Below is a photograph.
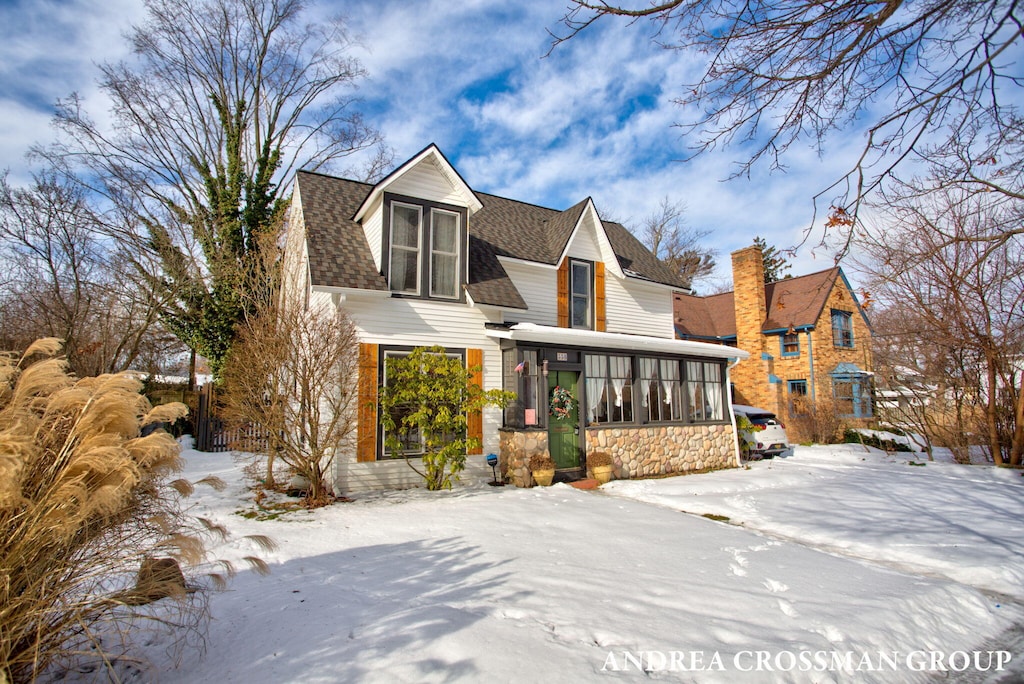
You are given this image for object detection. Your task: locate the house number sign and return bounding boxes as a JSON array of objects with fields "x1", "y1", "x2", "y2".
[{"x1": 556, "y1": 352, "x2": 568, "y2": 361}]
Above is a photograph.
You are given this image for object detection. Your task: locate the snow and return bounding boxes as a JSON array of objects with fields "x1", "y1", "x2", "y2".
[{"x1": 138, "y1": 442, "x2": 1024, "y2": 683}]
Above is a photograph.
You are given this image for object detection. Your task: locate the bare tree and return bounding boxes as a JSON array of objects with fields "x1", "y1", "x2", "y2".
[
  {"x1": 39, "y1": 0, "x2": 391, "y2": 377},
  {"x1": 869, "y1": 302, "x2": 976, "y2": 461},
  {"x1": 638, "y1": 198, "x2": 716, "y2": 288},
  {"x1": 0, "y1": 171, "x2": 181, "y2": 377},
  {"x1": 858, "y1": 186, "x2": 1024, "y2": 464},
  {"x1": 221, "y1": 299, "x2": 360, "y2": 505},
  {"x1": 554, "y1": 1, "x2": 1024, "y2": 234}
]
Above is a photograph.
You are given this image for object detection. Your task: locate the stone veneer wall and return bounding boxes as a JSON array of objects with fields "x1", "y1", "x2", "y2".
[
  {"x1": 499, "y1": 424, "x2": 738, "y2": 486},
  {"x1": 499, "y1": 428, "x2": 549, "y2": 487},
  {"x1": 587, "y1": 424, "x2": 738, "y2": 479}
]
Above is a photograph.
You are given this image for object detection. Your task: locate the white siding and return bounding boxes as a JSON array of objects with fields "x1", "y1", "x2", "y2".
[
  {"x1": 500, "y1": 260, "x2": 557, "y2": 325},
  {"x1": 280, "y1": 193, "x2": 309, "y2": 310},
  {"x1": 362, "y1": 194, "x2": 384, "y2": 270},
  {"x1": 331, "y1": 295, "x2": 504, "y2": 494},
  {"x1": 562, "y1": 215, "x2": 603, "y2": 262},
  {"x1": 389, "y1": 158, "x2": 465, "y2": 207},
  {"x1": 604, "y1": 276, "x2": 676, "y2": 338}
]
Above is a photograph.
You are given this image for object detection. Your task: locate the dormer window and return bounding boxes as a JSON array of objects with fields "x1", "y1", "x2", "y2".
[
  {"x1": 430, "y1": 209, "x2": 459, "y2": 298},
  {"x1": 384, "y1": 193, "x2": 466, "y2": 301},
  {"x1": 390, "y1": 203, "x2": 421, "y2": 294}
]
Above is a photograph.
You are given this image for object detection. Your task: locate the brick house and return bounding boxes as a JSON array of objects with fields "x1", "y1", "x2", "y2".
[{"x1": 674, "y1": 245, "x2": 874, "y2": 442}]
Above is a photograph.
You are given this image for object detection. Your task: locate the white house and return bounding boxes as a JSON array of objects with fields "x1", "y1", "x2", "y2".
[{"x1": 282, "y1": 144, "x2": 748, "y2": 493}]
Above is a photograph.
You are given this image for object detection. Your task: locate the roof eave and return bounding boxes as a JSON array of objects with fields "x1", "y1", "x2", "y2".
[{"x1": 487, "y1": 323, "x2": 749, "y2": 360}]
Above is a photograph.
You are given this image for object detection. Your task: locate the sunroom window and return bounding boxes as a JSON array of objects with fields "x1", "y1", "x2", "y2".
[
  {"x1": 639, "y1": 357, "x2": 683, "y2": 422},
  {"x1": 584, "y1": 354, "x2": 634, "y2": 424}
]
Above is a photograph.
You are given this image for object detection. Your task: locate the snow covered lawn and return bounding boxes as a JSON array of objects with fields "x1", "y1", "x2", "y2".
[{"x1": 149, "y1": 443, "x2": 1024, "y2": 683}]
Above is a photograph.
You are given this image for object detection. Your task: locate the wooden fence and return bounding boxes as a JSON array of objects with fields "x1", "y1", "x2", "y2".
[{"x1": 194, "y1": 383, "x2": 270, "y2": 453}]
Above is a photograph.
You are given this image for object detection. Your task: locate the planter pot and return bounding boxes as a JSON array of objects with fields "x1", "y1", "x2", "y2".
[
  {"x1": 532, "y1": 468, "x2": 555, "y2": 486},
  {"x1": 591, "y1": 464, "x2": 613, "y2": 485}
]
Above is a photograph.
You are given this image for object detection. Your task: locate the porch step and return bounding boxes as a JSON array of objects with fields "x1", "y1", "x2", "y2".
[{"x1": 569, "y1": 478, "x2": 600, "y2": 490}]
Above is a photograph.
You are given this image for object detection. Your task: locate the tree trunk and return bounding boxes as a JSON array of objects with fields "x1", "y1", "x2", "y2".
[
  {"x1": 986, "y1": 354, "x2": 1003, "y2": 465},
  {"x1": 1010, "y1": 374, "x2": 1024, "y2": 466},
  {"x1": 265, "y1": 448, "x2": 276, "y2": 489},
  {"x1": 188, "y1": 348, "x2": 197, "y2": 391}
]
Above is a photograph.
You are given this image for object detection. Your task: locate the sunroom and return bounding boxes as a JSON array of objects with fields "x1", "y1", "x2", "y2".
[{"x1": 485, "y1": 323, "x2": 749, "y2": 485}]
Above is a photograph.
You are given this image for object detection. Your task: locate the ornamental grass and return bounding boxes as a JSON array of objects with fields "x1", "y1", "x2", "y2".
[{"x1": 0, "y1": 339, "x2": 271, "y2": 682}]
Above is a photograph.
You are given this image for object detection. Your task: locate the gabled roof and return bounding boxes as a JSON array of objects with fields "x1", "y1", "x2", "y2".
[
  {"x1": 763, "y1": 268, "x2": 840, "y2": 331},
  {"x1": 352, "y1": 144, "x2": 483, "y2": 222},
  {"x1": 674, "y1": 267, "x2": 845, "y2": 338},
  {"x1": 296, "y1": 160, "x2": 689, "y2": 310},
  {"x1": 674, "y1": 291, "x2": 736, "y2": 340}
]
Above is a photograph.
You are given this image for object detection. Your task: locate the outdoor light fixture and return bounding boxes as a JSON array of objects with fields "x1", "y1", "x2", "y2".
[
  {"x1": 486, "y1": 453, "x2": 503, "y2": 486},
  {"x1": 542, "y1": 359, "x2": 549, "y2": 377}
]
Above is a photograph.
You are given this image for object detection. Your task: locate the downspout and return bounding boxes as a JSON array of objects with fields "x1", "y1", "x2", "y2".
[
  {"x1": 727, "y1": 356, "x2": 744, "y2": 467},
  {"x1": 806, "y1": 330, "x2": 816, "y2": 401}
]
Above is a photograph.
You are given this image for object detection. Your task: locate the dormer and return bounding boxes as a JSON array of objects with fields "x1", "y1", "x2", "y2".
[{"x1": 352, "y1": 144, "x2": 483, "y2": 304}]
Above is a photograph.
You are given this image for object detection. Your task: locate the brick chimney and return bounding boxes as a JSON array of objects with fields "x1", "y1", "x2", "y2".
[{"x1": 730, "y1": 245, "x2": 770, "y2": 408}]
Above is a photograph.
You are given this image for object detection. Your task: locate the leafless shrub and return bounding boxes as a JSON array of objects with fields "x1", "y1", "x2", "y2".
[
  {"x1": 788, "y1": 396, "x2": 846, "y2": 445},
  {"x1": 221, "y1": 303, "x2": 360, "y2": 506}
]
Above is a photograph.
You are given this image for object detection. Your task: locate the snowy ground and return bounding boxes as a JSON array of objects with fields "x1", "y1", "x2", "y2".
[{"x1": 140, "y1": 443, "x2": 1024, "y2": 683}]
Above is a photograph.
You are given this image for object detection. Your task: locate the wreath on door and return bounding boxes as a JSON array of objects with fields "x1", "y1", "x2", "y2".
[{"x1": 550, "y1": 385, "x2": 575, "y2": 420}]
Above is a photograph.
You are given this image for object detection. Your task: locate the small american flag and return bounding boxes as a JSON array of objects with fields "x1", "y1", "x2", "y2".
[{"x1": 514, "y1": 361, "x2": 526, "y2": 373}]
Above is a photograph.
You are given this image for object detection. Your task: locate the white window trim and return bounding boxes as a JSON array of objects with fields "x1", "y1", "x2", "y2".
[
  {"x1": 389, "y1": 202, "x2": 423, "y2": 295},
  {"x1": 570, "y1": 259, "x2": 593, "y2": 330},
  {"x1": 429, "y1": 208, "x2": 461, "y2": 300}
]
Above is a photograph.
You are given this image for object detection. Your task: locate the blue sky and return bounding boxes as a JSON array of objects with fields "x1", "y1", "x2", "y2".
[{"x1": 0, "y1": 0, "x2": 870, "y2": 290}]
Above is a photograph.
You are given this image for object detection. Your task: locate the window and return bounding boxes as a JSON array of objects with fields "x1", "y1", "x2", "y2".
[
  {"x1": 570, "y1": 260, "x2": 592, "y2": 329},
  {"x1": 381, "y1": 348, "x2": 464, "y2": 458},
  {"x1": 385, "y1": 195, "x2": 465, "y2": 301},
  {"x1": 832, "y1": 375, "x2": 872, "y2": 418},
  {"x1": 831, "y1": 310, "x2": 854, "y2": 348},
  {"x1": 503, "y1": 349, "x2": 543, "y2": 428},
  {"x1": 584, "y1": 354, "x2": 634, "y2": 424},
  {"x1": 430, "y1": 209, "x2": 459, "y2": 298},
  {"x1": 781, "y1": 332, "x2": 800, "y2": 357},
  {"x1": 788, "y1": 379, "x2": 808, "y2": 414},
  {"x1": 685, "y1": 361, "x2": 726, "y2": 422},
  {"x1": 389, "y1": 203, "x2": 421, "y2": 294},
  {"x1": 639, "y1": 357, "x2": 683, "y2": 422}
]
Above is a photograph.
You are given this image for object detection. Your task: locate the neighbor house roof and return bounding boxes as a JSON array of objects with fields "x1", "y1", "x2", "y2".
[
  {"x1": 295, "y1": 167, "x2": 688, "y2": 310},
  {"x1": 675, "y1": 268, "x2": 842, "y2": 338}
]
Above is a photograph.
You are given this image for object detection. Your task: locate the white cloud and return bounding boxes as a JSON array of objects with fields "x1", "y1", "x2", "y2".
[
  {"x1": 0, "y1": 0, "x2": 144, "y2": 175},
  {"x1": 0, "y1": 0, "x2": 879, "y2": 282}
]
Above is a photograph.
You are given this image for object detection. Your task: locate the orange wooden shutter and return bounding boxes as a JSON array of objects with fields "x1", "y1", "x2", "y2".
[
  {"x1": 466, "y1": 348, "x2": 483, "y2": 455},
  {"x1": 357, "y1": 343, "x2": 378, "y2": 462},
  {"x1": 595, "y1": 261, "x2": 606, "y2": 332},
  {"x1": 557, "y1": 259, "x2": 569, "y2": 328}
]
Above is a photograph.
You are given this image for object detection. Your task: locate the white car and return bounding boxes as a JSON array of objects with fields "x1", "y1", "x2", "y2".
[{"x1": 733, "y1": 405, "x2": 790, "y2": 459}]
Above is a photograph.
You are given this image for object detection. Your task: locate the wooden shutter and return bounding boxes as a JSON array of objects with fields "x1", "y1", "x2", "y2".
[
  {"x1": 595, "y1": 261, "x2": 606, "y2": 332},
  {"x1": 467, "y1": 348, "x2": 483, "y2": 455},
  {"x1": 557, "y1": 259, "x2": 569, "y2": 328},
  {"x1": 356, "y1": 343, "x2": 378, "y2": 462}
]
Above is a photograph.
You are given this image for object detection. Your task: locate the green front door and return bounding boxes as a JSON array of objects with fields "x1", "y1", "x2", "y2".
[{"x1": 547, "y1": 370, "x2": 580, "y2": 470}]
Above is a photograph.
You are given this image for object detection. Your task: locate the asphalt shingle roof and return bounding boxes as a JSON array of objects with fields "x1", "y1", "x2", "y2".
[
  {"x1": 674, "y1": 268, "x2": 842, "y2": 338},
  {"x1": 295, "y1": 168, "x2": 689, "y2": 310}
]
